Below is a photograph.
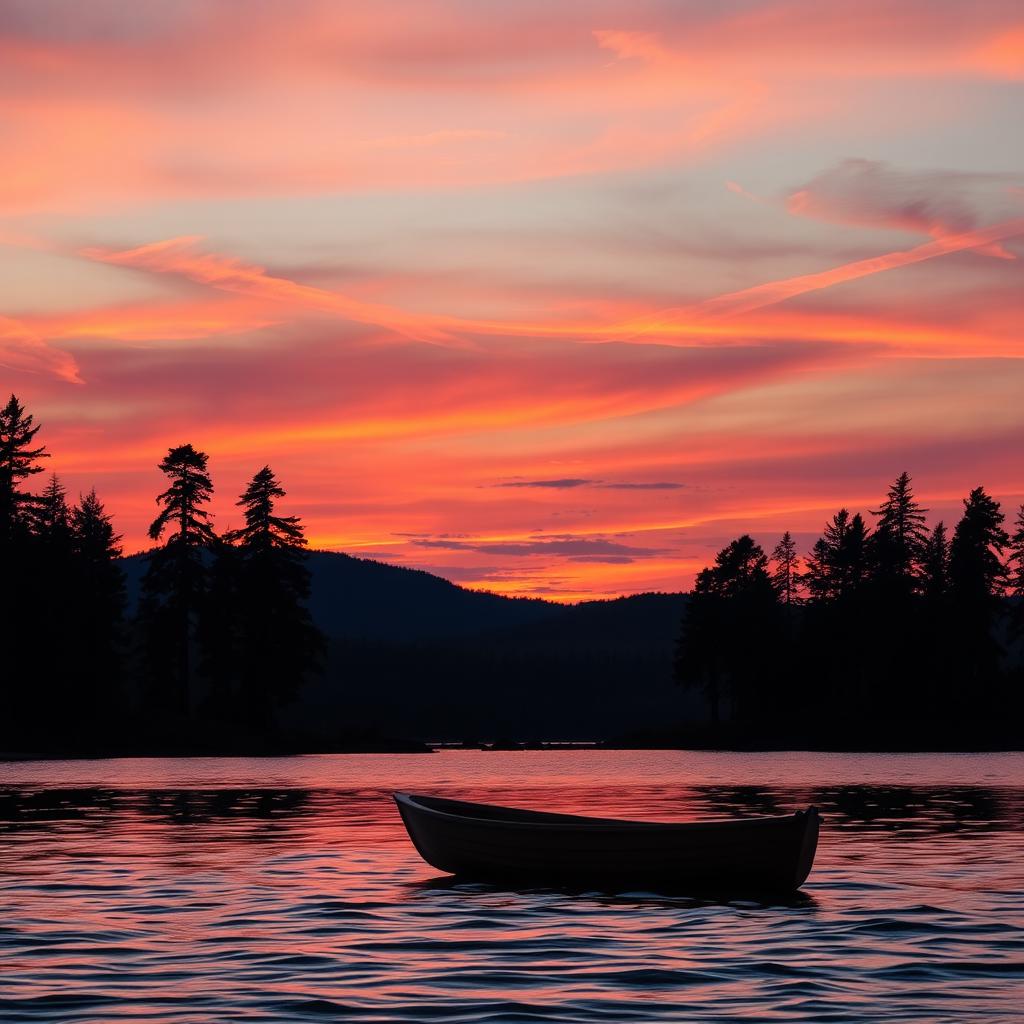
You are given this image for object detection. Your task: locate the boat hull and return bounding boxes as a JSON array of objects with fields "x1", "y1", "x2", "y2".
[{"x1": 395, "y1": 792, "x2": 819, "y2": 892}]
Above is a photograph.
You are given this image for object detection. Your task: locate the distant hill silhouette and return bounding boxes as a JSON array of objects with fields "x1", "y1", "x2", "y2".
[
  {"x1": 121, "y1": 550, "x2": 696, "y2": 742},
  {"x1": 123, "y1": 549, "x2": 562, "y2": 641}
]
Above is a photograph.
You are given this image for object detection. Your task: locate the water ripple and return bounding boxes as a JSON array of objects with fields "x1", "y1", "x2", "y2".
[{"x1": 1, "y1": 751, "x2": 1022, "y2": 1022}]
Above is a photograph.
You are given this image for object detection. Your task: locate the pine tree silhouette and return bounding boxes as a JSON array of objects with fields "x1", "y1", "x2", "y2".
[
  {"x1": 917, "y1": 519, "x2": 955, "y2": 720},
  {"x1": 1004, "y1": 505, "x2": 1024, "y2": 642},
  {"x1": 31, "y1": 475, "x2": 77, "y2": 724},
  {"x1": 676, "y1": 535, "x2": 779, "y2": 724},
  {"x1": 71, "y1": 489, "x2": 126, "y2": 732},
  {"x1": 0, "y1": 396, "x2": 50, "y2": 745},
  {"x1": 0, "y1": 394, "x2": 47, "y2": 546},
  {"x1": 228, "y1": 466, "x2": 324, "y2": 729},
  {"x1": 140, "y1": 445, "x2": 216, "y2": 717},
  {"x1": 870, "y1": 471, "x2": 928, "y2": 592},
  {"x1": 948, "y1": 487, "x2": 1009, "y2": 699},
  {"x1": 950, "y1": 488, "x2": 1008, "y2": 606},
  {"x1": 33, "y1": 474, "x2": 72, "y2": 542},
  {"x1": 1008, "y1": 506, "x2": 1024, "y2": 601},
  {"x1": 771, "y1": 531, "x2": 802, "y2": 605},
  {"x1": 804, "y1": 510, "x2": 870, "y2": 601},
  {"x1": 921, "y1": 521, "x2": 951, "y2": 602}
]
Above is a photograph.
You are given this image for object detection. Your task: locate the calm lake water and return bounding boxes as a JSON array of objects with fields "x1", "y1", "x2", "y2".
[{"x1": 1, "y1": 751, "x2": 1023, "y2": 1023}]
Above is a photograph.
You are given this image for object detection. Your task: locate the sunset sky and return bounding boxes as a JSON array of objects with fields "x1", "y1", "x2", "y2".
[{"x1": 3, "y1": 0, "x2": 1023, "y2": 600}]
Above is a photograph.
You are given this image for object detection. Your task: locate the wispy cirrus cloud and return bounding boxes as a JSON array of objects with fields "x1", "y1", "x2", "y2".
[
  {"x1": 494, "y1": 478, "x2": 686, "y2": 491},
  {"x1": 79, "y1": 224, "x2": 1024, "y2": 358},
  {"x1": 602, "y1": 481, "x2": 686, "y2": 491},
  {"x1": 0, "y1": 316, "x2": 81, "y2": 383},
  {"x1": 81, "y1": 237, "x2": 461, "y2": 345},
  {"x1": 4, "y1": 2, "x2": 1023, "y2": 213},
  {"x1": 786, "y1": 159, "x2": 1024, "y2": 258},
  {"x1": 693, "y1": 215, "x2": 1024, "y2": 319},
  {"x1": 496, "y1": 478, "x2": 594, "y2": 489},
  {"x1": 412, "y1": 534, "x2": 669, "y2": 562}
]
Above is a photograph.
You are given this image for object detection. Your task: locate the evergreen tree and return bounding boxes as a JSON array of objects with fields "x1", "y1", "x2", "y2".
[
  {"x1": 32, "y1": 474, "x2": 72, "y2": 549},
  {"x1": 139, "y1": 445, "x2": 216, "y2": 717},
  {"x1": 866, "y1": 474, "x2": 930, "y2": 724},
  {"x1": 72, "y1": 489, "x2": 123, "y2": 570},
  {"x1": 804, "y1": 510, "x2": 870, "y2": 601},
  {"x1": 1004, "y1": 505, "x2": 1024, "y2": 643},
  {"x1": 803, "y1": 537, "x2": 832, "y2": 601},
  {"x1": 31, "y1": 475, "x2": 77, "y2": 722},
  {"x1": 676, "y1": 565, "x2": 726, "y2": 726},
  {"x1": 70, "y1": 489, "x2": 126, "y2": 728},
  {"x1": 801, "y1": 510, "x2": 873, "y2": 732},
  {"x1": 950, "y1": 488, "x2": 1009, "y2": 606},
  {"x1": 676, "y1": 535, "x2": 779, "y2": 723},
  {"x1": 696, "y1": 534, "x2": 774, "y2": 599},
  {"x1": 948, "y1": 487, "x2": 1009, "y2": 696},
  {"x1": 1008, "y1": 505, "x2": 1024, "y2": 601},
  {"x1": 148, "y1": 444, "x2": 216, "y2": 548},
  {"x1": 835, "y1": 512, "x2": 871, "y2": 593},
  {"x1": 228, "y1": 466, "x2": 323, "y2": 728},
  {"x1": 921, "y1": 521, "x2": 951, "y2": 603},
  {"x1": 915, "y1": 519, "x2": 957, "y2": 726},
  {"x1": 870, "y1": 471, "x2": 928, "y2": 591},
  {"x1": 770, "y1": 531, "x2": 801, "y2": 605},
  {"x1": 0, "y1": 394, "x2": 47, "y2": 545},
  {"x1": 0, "y1": 396, "x2": 49, "y2": 745}
]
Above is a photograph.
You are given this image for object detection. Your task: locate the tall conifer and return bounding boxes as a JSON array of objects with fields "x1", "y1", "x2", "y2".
[
  {"x1": 870, "y1": 471, "x2": 928, "y2": 591},
  {"x1": 948, "y1": 487, "x2": 1009, "y2": 693},
  {"x1": 0, "y1": 396, "x2": 49, "y2": 744},
  {"x1": 0, "y1": 394, "x2": 47, "y2": 545},
  {"x1": 771, "y1": 531, "x2": 802, "y2": 605},
  {"x1": 140, "y1": 445, "x2": 216, "y2": 716},
  {"x1": 71, "y1": 489, "x2": 126, "y2": 727},
  {"x1": 229, "y1": 466, "x2": 323, "y2": 728}
]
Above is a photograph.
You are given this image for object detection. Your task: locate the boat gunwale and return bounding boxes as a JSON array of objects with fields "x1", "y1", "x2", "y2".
[{"x1": 395, "y1": 792, "x2": 812, "y2": 833}]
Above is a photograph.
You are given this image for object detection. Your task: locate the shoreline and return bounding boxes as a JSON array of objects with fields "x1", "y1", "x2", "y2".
[{"x1": 3, "y1": 741, "x2": 1022, "y2": 762}]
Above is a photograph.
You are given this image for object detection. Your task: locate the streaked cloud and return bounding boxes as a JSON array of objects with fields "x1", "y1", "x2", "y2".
[
  {"x1": 494, "y1": 478, "x2": 686, "y2": 491},
  {"x1": 496, "y1": 479, "x2": 594, "y2": 489},
  {"x1": 787, "y1": 159, "x2": 1023, "y2": 258},
  {"x1": 2, "y1": 1, "x2": 1023, "y2": 598},
  {"x1": 412, "y1": 534, "x2": 670, "y2": 562},
  {"x1": 0, "y1": 316, "x2": 81, "y2": 383}
]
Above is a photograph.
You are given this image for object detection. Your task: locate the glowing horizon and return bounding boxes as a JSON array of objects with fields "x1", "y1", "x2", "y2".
[{"x1": 3, "y1": 1, "x2": 1023, "y2": 600}]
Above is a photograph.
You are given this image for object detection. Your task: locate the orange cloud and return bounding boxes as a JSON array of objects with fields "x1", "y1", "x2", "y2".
[
  {"x1": 0, "y1": 316, "x2": 81, "y2": 383},
  {"x1": 82, "y1": 237, "x2": 463, "y2": 346},
  {"x1": 28, "y1": 299, "x2": 280, "y2": 344},
  {"x1": 966, "y1": 24, "x2": 1024, "y2": 79},
  {"x1": 6, "y1": 3, "x2": 1018, "y2": 212},
  {"x1": 693, "y1": 216, "x2": 1024, "y2": 319},
  {"x1": 5, "y1": 4, "x2": 1024, "y2": 598},
  {"x1": 70, "y1": 229, "x2": 1024, "y2": 368}
]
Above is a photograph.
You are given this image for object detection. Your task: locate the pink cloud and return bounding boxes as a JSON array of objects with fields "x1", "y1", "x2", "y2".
[
  {"x1": 0, "y1": 316, "x2": 81, "y2": 383},
  {"x1": 82, "y1": 237, "x2": 462, "y2": 345},
  {"x1": 787, "y1": 159, "x2": 1023, "y2": 258},
  {"x1": 693, "y1": 216, "x2": 1024, "y2": 319}
]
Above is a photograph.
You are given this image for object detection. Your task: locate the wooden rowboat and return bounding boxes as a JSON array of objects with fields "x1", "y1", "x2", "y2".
[{"x1": 395, "y1": 792, "x2": 820, "y2": 892}]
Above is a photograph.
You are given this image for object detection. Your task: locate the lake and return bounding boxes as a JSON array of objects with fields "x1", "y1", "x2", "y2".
[{"x1": 1, "y1": 750, "x2": 1022, "y2": 1022}]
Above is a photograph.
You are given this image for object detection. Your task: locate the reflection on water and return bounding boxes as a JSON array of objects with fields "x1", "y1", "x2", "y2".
[{"x1": 1, "y1": 751, "x2": 1022, "y2": 1022}]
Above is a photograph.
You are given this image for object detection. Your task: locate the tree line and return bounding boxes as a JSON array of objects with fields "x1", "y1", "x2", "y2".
[
  {"x1": 0, "y1": 394, "x2": 323, "y2": 753},
  {"x1": 4, "y1": 391, "x2": 1022, "y2": 752},
  {"x1": 676, "y1": 472, "x2": 1024, "y2": 744}
]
